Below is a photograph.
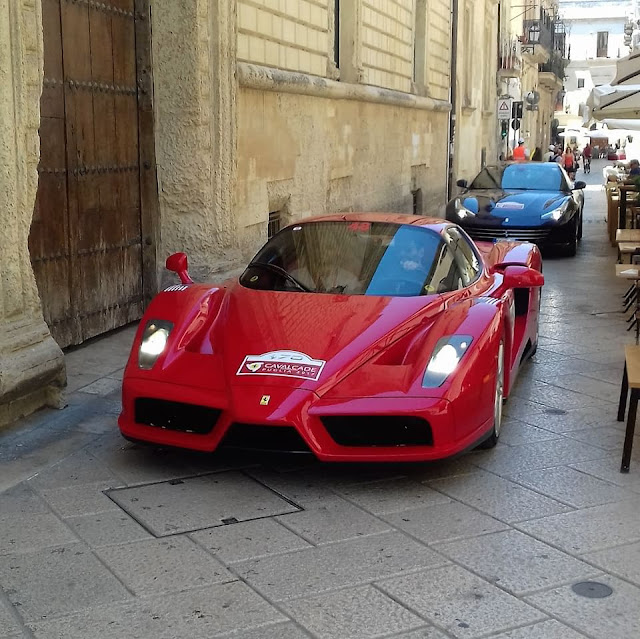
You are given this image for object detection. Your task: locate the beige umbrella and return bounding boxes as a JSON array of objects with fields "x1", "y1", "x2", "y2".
[{"x1": 613, "y1": 51, "x2": 640, "y2": 85}]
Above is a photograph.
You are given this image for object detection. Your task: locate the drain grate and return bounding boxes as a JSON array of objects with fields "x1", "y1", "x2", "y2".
[
  {"x1": 543, "y1": 408, "x2": 567, "y2": 415},
  {"x1": 571, "y1": 581, "x2": 613, "y2": 599},
  {"x1": 106, "y1": 470, "x2": 302, "y2": 537}
]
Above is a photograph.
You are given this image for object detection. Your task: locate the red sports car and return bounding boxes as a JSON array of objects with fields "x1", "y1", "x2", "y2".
[{"x1": 118, "y1": 214, "x2": 544, "y2": 462}]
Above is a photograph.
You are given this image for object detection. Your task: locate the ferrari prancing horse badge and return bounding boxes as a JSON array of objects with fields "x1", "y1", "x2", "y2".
[{"x1": 260, "y1": 395, "x2": 270, "y2": 406}]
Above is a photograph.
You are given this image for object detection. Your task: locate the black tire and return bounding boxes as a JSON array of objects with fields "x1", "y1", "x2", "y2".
[
  {"x1": 562, "y1": 217, "x2": 578, "y2": 257},
  {"x1": 477, "y1": 340, "x2": 505, "y2": 450}
]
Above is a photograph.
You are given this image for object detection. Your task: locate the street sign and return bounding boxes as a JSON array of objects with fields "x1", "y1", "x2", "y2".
[
  {"x1": 511, "y1": 119, "x2": 521, "y2": 131},
  {"x1": 497, "y1": 98, "x2": 512, "y2": 121}
]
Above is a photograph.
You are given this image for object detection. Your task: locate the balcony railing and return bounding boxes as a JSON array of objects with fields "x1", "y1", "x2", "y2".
[
  {"x1": 499, "y1": 37, "x2": 522, "y2": 75},
  {"x1": 539, "y1": 53, "x2": 567, "y2": 81}
]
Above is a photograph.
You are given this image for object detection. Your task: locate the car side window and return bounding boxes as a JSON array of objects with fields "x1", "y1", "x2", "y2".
[
  {"x1": 445, "y1": 227, "x2": 480, "y2": 286},
  {"x1": 428, "y1": 241, "x2": 465, "y2": 293}
]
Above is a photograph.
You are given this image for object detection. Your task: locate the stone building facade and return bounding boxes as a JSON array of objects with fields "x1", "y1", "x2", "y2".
[
  {"x1": 496, "y1": 0, "x2": 566, "y2": 160},
  {"x1": 1, "y1": 0, "x2": 454, "y2": 425}
]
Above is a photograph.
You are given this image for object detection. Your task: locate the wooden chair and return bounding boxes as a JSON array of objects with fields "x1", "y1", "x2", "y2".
[
  {"x1": 618, "y1": 345, "x2": 640, "y2": 472},
  {"x1": 606, "y1": 185, "x2": 619, "y2": 245}
]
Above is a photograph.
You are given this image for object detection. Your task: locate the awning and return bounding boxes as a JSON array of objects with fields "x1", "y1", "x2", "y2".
[
  {"x1": 602, "y1": 118, "x2": 640, "y2": 131},
  {"x1": 612, "y1": 51, "x2": 640, "y2": 85},
  {"x1": 588, "y1": 83, "x2": 640, "y2": 119}
]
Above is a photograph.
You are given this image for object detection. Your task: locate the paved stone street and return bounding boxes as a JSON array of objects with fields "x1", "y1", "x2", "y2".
[{"x1": 2, "y1": 160, "x2": 640, "y2": 638}]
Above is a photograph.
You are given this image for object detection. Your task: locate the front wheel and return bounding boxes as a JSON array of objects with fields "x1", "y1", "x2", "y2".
[
  {"x1": 562, "y1": 217, "x2": 578, "y2": 257},
  {"x1": 477, "y1": 340, "x2": 505, "y2": 450},
  {"x1": 577, "y1": 209, "x2": 583, "y2": 241}
]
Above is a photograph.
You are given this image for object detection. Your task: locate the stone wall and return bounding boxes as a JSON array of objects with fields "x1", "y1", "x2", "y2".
[
  {"x1": 0, "y1": 0, "x2": 65, "y2": 427},
  {"x1": 455, "y1": 0, "x2": 500, "y2": 179},
  {"x1": 235, "y1": 70, "x2": 451, "y2": 256}
]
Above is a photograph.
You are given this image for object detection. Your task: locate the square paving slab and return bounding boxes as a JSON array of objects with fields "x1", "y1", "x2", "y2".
[{"x1": 106, "y1": 470, "x2": 301, "y2": 536}]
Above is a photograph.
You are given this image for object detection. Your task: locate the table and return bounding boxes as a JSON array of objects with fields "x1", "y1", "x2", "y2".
[
  {"x1": 616, "y1": 229, "x2": 640, "y2": 243},
  {"x1": 618, "y1": 184, "x2": 640, "y2": 229}
]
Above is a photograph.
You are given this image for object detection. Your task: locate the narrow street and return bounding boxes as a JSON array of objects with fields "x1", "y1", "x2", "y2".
[{"x1": 2, "y1": 160, "x2": 640, "y2": 638}]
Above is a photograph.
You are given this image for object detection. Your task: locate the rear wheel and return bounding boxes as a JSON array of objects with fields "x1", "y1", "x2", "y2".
[{"x1": 477, "y1": 340, "x2": 505, "y2": 450}]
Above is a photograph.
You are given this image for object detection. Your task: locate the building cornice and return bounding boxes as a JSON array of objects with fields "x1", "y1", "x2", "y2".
[{"x1": 237, "y1": 62, "x2": 451, "y2": 112}]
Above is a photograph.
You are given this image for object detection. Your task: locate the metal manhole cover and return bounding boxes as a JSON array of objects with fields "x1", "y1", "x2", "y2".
[
  {"x1": 571, "y1": 581, "x2": 613, "y2": 599},
  {"x1": 106, "y1": 470, "x2": 301, "y2": 537}
]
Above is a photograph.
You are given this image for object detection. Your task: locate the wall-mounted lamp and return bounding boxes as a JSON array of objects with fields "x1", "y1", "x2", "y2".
[{"x1": 528, "y1": 22, "x2": 541, "y2": 44}]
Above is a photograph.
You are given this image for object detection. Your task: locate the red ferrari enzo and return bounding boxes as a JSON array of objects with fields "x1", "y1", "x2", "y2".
[{"x1": 118, "y1": 214, "x2": 543, "y2": 462}]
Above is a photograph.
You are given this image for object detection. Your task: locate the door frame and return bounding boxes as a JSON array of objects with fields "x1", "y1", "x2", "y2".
[{"x1": 134, "y1": 0, "x2": 159, "y2": 308}]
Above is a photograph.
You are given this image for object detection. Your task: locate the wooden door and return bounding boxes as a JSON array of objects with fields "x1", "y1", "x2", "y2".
[{"x1": 30, "y1": 0, "x2": 157, "y2": 348}]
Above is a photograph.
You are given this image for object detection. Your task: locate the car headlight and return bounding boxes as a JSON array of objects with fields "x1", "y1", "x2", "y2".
[
  {"x1": 541, "y1": 199, "x2": 570, "y2": 221},
  {"x1": 422, "y1": 336, "x2": 473, "y2": 388},
  {"x1": 454, "y1": 199, "x2": 476, "y2": 219},
  {"x1": 138, "y1": 320, "x2": 173, "y2": 370}
]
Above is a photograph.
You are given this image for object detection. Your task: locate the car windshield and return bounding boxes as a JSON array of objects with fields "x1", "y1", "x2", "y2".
[
  {"x1": 240, "y1": 221, "x2": 461, "y2": 296},
  {"x1": 470, "y1": 164, "x2": 563, "y2": 192}
]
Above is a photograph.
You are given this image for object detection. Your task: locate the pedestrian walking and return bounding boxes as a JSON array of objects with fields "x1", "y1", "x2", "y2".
[
  {"x1": 512, "y1": 138, "x2": 528, "y2": 160},
  {"x1": 562, "y1": 147, "x2": 575, "y2": 178}
]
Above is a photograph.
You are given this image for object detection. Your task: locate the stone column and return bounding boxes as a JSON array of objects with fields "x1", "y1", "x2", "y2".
[
  {"x1": 151, "y1": 0, "x2": 238, "y2": 283},
  {"x1": 0, "y1": 0, "x2": 65, "y2": 427}
]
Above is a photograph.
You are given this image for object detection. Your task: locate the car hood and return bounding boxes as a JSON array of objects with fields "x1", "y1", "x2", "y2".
[
  {"x1": 455, "y1": 189, "x2": 568, "y2": 225},
  {"x1": 211, "y1": 285, "x2": 446, "y2": 393}
]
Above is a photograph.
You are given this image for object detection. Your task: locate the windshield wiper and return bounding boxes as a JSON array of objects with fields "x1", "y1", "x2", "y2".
[{"x1": 247, "y1": 261, "x2": 312, "y2": 293}]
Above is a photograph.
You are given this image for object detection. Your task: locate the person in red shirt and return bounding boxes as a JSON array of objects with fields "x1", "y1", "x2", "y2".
[
  {"x1": 582, "y1": 143, "x2": 592, "y2": 173},
  {"x1": 563, "y1": 147, "x2": 575, "y2": 178},
  {"x1": 512, "y1": 138, "x2": 527, "y2": 160}
]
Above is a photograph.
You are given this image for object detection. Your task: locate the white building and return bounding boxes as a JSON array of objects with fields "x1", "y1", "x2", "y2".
[{"x1": 559, "y1": 0, "x2": 633, "y2": 127}]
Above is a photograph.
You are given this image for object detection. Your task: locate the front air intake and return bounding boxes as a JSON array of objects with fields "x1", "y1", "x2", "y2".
[
  {"x1": 134, "y1": 398, "x2": 220, "y2": 435},
  {"x1": 321, "y1": 416, "x2": 433, "y2": 447}
]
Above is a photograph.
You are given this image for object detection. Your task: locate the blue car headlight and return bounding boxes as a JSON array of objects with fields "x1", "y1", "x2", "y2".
[
  {"x1": 138, "y1": 320, "x2": 173, "y2": 370},
  {"x1": 454, "y1": 199, "x2": 476, "y2": 219},
  {"x1": 422, "y1": 336, "x2": 473, "y2": 388},
  {"x1": 541, "y1": 199, "x2": 570, "y2": 221}
]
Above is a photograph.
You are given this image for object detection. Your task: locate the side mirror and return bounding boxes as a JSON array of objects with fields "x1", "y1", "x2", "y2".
[
  {"x1": 502, "y1": 265, "x2": 544, "y2": 289},
  {"x1": 166, "y1": 252, "x2": 193, "y2": 285},
  {"x1": 573, "y1": 180, "x2": 586, "y2": 190},
  {"x1": 456, "y1": 179, "x2": 468, "y2": 188}
]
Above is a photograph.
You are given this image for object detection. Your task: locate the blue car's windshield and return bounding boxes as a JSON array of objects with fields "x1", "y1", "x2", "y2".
[
  {"x1": 240, "y1": 221, "x2": 462, "y2": 296},
  {"x1": 471, "y1": 164, "x2": 564, "y2": 192}
]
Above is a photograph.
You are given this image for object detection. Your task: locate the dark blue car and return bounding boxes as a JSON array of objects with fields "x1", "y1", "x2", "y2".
[{"x1": 446, "y1": 163, "x2": 586, "y2": 256}]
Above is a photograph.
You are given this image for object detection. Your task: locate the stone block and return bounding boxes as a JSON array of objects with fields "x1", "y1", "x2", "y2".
[
  {"x1": 282, "y1": 585, "x2": 424, "y2": 638},
  {"x1": 28, "y1": 581, "x2": 284, "y2": 638},
  {"x1": 64, "y1": 510, "x2": 153, "y2": 548},
  {"x1": 96, "y1": 536, "x2": 234, "y2": 596},
  {"x1": 472, "y1": 437, "x2": 608, "y2": 479},
  {"x1": 234, "y1": 532, "x2": 449, "y2": 601},
  {"x1": 190, "y1": 517, "x2": 311, "y2": 563},
  {"x1": 487, "y1": 620, "x2": 589, "y2": 638},
  {"x1": 436, "y1": 529, "x2": 601, "y2": 596},
  {"x1": 378, "y1": 565, "x2": 546, "y2": 638},
  {"x1": 510, "y1": 466, "x2": 637, "y2": 508},
  {"x1": 0, "y1": 597, "x2": 22, "y2": 637},
  {"x1": 0, "y1": 543, "x2": 131, "y2": 621},
  {"x1": 517, "y1": 499, "x2": 640, "y2": 555},
  {"x1": 39, "y1": 481, "x2": 121, "y2": 518},
  {"x1": 277, "y1": 496, "x2": 392, "y2": 544},
  {"x1": 525, "y1": 575, "x2": 640, "y2": 639},
  {"x1": 107, "y1": 471, "x2": 299, "y2": 536},
  {"x1": 383, "y1": 500, "x2": 509, "y2": 545},
  {"x1": 0, "y1": 512, "x2": 77, "y2": 555},
  {"x1": 426, "y1": 471, "x2": 572, "y2": 523},
  {"x1": 332, "y1": 477, "x2": 451, "y2": 515}
]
